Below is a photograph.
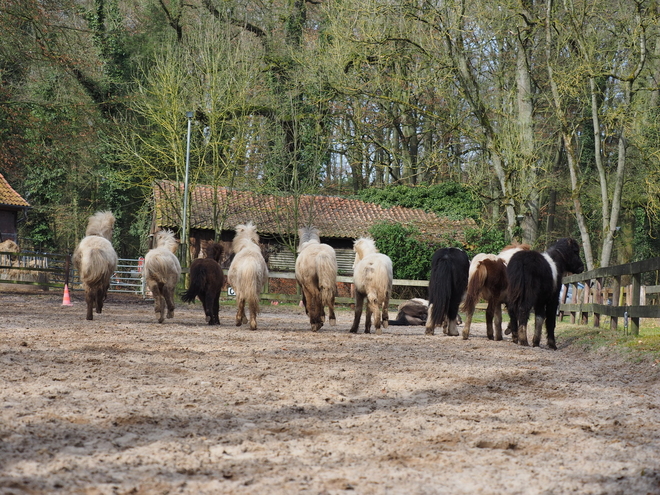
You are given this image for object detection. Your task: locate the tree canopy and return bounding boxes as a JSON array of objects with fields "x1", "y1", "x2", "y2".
[{"x1": 1, "y1": 0, "x2": 660, "y2": 267}]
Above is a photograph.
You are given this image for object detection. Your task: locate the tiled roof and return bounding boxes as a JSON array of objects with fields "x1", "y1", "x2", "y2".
[
  {"x1": 153, "y1": 181, "x2": 474, "y2": 240},
  {"x1": 0, "y1": 173, "x2": 29, "y2": 208}
]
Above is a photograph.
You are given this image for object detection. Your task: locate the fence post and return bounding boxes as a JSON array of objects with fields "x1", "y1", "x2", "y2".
[
  {"x1": 570, "y1": 282, "x2": 578, "y2": 324},
  {"x1": 610, "y1": 276, "x2": 620, "y2": 330},
  {"x1": 593, "y1": 277, "x2": 602, "y2": 328},
  {"x1": 581, "y1": 279, "x2": 590, "y2": 325},
  {"x1": 631, "y1": 273, "x2": 641, "y2": 335}
]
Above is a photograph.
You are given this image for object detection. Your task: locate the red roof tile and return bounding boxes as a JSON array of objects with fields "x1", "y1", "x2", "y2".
[
  {"x1": 153, "y1": 181, "x2": 474, "y2": 240},
  {"x1": 0, "y1": 173, "x2": 29, "y2": 208}
]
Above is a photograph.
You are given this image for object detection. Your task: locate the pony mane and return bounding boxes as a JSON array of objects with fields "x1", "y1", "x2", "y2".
[
  {"x1": 85, "y1": 211, "x2": 116, "y2": 240},
  {"x1": 298, "y1": 226, "x2": 320, "y2": 251},
  {"x1": 153, "y1": 229, "x2": 179, "y2": 254},
  {"x1": 232, "y1": 222, "x2": 260, "y2": 253},
  {"x1": 353, "y1": 237, "x2": 378, "y2": 262},
  {"x1": 204, "y1": 241, "x2": 224, "y2": 262}
]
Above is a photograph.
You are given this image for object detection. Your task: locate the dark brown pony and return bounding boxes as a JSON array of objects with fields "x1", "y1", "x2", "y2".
[
  {"x1": 388, "y1": 298, "x2": 429, "y2": 326},
  {"x1": 180, "y1": 241, "x2": 225, "y2": 325},
  {"x1": 461, "y1": 243, "x2": 530, "y2": 341}
]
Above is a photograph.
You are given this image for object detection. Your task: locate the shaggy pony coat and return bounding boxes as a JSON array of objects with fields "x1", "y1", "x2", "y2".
[
  {"x1": 73, "y1": 211, "x2": 118, "y2": 320},
  {"x1": 461, "y1": 243, "x2": 530, "y2": 341},
  {"x1": 227, "y1": 223, "x2": 268, "y2": 330},
  {"x1": 144, "y1": 229, "x2": 181, "y2": 323},
  {"x1": 425, "y1": 247, "x2": 469, "y2": 336},
  {"x1": 349, "y1": 237, "x2": 393, "y2": 335},
  {"x1": 295, "y1": 227, "x2": 338, "y2": 332},
  {"x1": 506, "y1": 238, "x2": 584, "y2": 349}
]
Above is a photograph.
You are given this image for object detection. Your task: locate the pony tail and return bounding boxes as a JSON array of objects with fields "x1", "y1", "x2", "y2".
[
  {"x1": 428, "y1": 259, "x2": 452, "y2": 326},
  {"x1": 180, "y1": 264, "x2": 206, "y2": 303},
  {"x1": 506, "y1": 260, "x2": 525, "y2": 316},
  {"x1": 316, "y1": 251, "x2": 337, "y2": 307},
  {"x1": 462, "y1": 261, "x2": 487, "y2": 313}
]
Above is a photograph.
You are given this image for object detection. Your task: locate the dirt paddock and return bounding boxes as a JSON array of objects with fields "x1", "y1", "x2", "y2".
[{"x1": 1, "y1": 292, "x2": 659, "y2": 495}]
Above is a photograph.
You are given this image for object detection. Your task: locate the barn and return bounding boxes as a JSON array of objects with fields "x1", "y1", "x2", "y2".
[
  {"x1": 151, "y1": 180, "x2": 475, "y2": 277},
  {"x1": 0, "y1": 173, "x2": 30, "y2": 244}
]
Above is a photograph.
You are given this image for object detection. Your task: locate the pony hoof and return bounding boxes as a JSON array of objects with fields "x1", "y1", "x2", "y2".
[
  {"x1": 250, "y1": 322, "x2": 257, "y2": 330},
  {"x1": 349, "y1": 328, "x2": 358, "y2": 334},
  {"x1": 311, "y1": 323, "x2": 323, "y2": 332},
  {"x1": 235, "y1": 320, "x2": 243, "y2": 327},
  {"x1": 158, "y1": 317, "x2": 165, "y2": 324},
  {"x1": 329, "y1": 318, "x2": 336, "y2": 326},
  {"x1": 425, "y1": 329, "x2": 435, "y2": 336},
  {"x1": 462, "y1": 332, "x2": 469, "y2": 340},
  {"x1": 167, "y1": 312, "x2": 174, "y2": 319}
]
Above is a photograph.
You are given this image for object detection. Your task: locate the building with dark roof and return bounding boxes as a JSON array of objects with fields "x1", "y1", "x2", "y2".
[
  {"x1": 152, "y1": 180, "x2": 475, "y2": 272},
  {"x1": 0, "y1": 173, "x2": 29, "y2": 243}
]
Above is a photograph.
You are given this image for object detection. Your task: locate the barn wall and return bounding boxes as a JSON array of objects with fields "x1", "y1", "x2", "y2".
[{"x1": 0, "y1": 210, "x2": 17, "y2": 242}]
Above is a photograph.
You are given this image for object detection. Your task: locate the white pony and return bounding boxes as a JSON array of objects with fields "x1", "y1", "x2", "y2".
[
  {"x1": 350, "y1": 237, "x2": 393, "y2": 335},
  {"x1": 144, "y1": 229, "x2": 181, "y2": 323},
  {"x1": 227, "y1": 223, "x2": 269, "y2": 330},
  {"x1": 73, "y1": 211, "x2": 118, "y2": 320},
  {"x1": 295, "y1": 226, "x2": 338, "y2": 332}
]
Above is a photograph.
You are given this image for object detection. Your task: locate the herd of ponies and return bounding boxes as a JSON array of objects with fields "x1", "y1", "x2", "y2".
[{"x1": 72, "y1": 211, "x2": 584, "y2": 349}]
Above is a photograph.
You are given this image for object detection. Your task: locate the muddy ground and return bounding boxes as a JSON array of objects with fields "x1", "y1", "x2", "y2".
[{"x1": 1, "y1": 291, "x2": 659, "y2": 495}]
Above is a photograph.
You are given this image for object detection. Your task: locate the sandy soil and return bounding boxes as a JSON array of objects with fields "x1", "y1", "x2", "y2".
[{"x1": 1, "y1": 291, "x2": 659, "y2": 495}]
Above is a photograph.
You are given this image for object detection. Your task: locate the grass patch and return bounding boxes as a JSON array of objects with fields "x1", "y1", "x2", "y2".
[{"x1": 556, "y1": 319, "x2": 660, "y2": 363}]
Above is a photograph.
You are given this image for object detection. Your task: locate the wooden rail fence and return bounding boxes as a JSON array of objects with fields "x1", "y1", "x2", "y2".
[{"x1": 560, "y1": 257, "x2": 660, "y2": 336}]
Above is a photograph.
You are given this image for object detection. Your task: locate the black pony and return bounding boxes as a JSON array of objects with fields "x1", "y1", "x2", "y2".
[
  {"x1": 506, "y1": 238, "x2": 584, "y2": 349},
  {"x1": 425, "y1": 247, "x2": 470, "y2": 336},
  {"x1": 180, "y1": 241, "x2": 225, "y2": 325}
]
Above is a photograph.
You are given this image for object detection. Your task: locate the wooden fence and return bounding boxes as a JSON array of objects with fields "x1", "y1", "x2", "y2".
[{"x1": 560, "y1": 257, "x2": 660, "y2": 335}]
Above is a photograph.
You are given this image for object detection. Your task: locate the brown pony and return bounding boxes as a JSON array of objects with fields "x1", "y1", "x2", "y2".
[
  {"x1": 227, "y1": 223, "x2": 268, "y2": 330},
  {"x1": 73, "y1": 211, "x2": 118, "y2": 320},
  {"x1": 461, "y1": 243, "x2": 530, "y2": 341},
  {"x1": 180, "y1": 241, "x2": 225, "y2": 325},
  {"x1": 144, "y1": 229, "x2": 181, "y2": 323},
  {"x1": 295, "y1": 226, "x2": 338, "y2": 332}
]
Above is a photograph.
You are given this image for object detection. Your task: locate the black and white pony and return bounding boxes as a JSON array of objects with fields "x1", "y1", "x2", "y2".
[
  {"x1": 506, "y1": 238, "x2": 584, "y2": 349},
  {"x1": 425, "y1": 247, "x2": 470, "y2": 336}
]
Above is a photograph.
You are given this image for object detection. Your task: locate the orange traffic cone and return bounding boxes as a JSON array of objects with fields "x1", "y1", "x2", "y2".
[{"x1": 62, "y1": 284, "x2": 73, "y2": 306}]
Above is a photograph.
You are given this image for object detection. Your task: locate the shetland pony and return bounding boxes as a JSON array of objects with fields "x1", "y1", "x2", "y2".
[
  {"x1": 144, "y1": 229, "x2": 181, "y2": 323},
  {"x1": 506, "y1": 238, "x2": 584, "y2": 349},
  {"x1": 227, "y1": 223, "x2": 268, "y2": 330},
  {"x1": 349, "y1": 237, "x2": 393, "y2": 335},
  {"x1": 180, "y1": 241, "x2": 224, "y2": 325},
  {"x1": 295, "y1": 226, "x2": 338, "y2": 332},
  {"x1": 461, "y1": 243, "x2": 530, "y2": 340},
  {"x1": 425, "y1": 247, "x2": 469, "y2": 336},
  {"x1": 388, "y1": 298, "x2": 429, "y2": 326},
  {"x1": 73, "y1": 211, "x2": 118, "y2": 321}
]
